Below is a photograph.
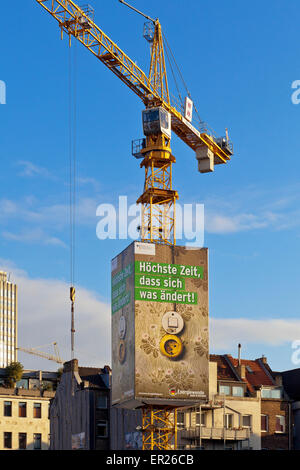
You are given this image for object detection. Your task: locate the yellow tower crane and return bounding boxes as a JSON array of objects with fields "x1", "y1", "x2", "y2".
[{"x1": 35, "y1": 0, "x2": 234, "y2": 450}]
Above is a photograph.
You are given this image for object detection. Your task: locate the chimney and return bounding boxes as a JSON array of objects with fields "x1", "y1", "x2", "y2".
[
  {"x1": 236, "y1": 363, "x2": 246, "y2": 379},
  {"x1": 236, "y1": 344, "x2": 246, "y2": 379},
  {"x1": 260, "y1": 355, "x2": 267, "y2": 365},
  {"x1": 37, "y1": 370, "x2": 42, "y2": 390}
]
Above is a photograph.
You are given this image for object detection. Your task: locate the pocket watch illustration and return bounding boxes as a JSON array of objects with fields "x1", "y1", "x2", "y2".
[
  {"x1": 118, "y1": 340, "x2": 126, "y2": 364},
  {"x1": 119, "y1": 315, "x2": 126, "y2": 339},
  {"x1": 118, "y1": 315, "x2": 127, "y2": 363},
  {"x1": 160, "y1": 311, "x2": 184, "y2": 359}
]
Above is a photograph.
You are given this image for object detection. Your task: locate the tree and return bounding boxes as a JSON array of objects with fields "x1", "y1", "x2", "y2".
[
  {"x1": 5, "y1": 362, "x2": 24, "y2": 388},
  {"x1": 42, "y1": 381, "x2": 53, "y2": 392}
]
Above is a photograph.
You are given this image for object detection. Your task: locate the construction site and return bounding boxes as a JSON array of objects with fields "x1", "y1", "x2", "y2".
[{"x1": 1, "y1": 0, "x2": 300, "y2": 454}]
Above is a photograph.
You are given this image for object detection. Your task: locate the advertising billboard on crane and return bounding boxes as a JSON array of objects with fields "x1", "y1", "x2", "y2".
[
  {"x1": 111, "y1": 241, "x2": 209, "y2": 409},
  {"x1": 184, "y1": 96, "x2": 193, "y2": 123}
]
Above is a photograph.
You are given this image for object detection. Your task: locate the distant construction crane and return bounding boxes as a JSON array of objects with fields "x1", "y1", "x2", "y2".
[{"x1": 17, "y1": 342, "x2": 64, "y2": 365}]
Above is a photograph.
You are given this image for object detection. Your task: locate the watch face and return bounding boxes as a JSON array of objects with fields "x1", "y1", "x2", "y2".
[
  {"x1": 118, "y1": 340, "x2": 126, "y2": 364},
  {"x1": 162, "y1": 311, "x2": 184, "y2": 335},
  {"x1": 160, "y1": 334, "x2": 183, "y2": 359},
  {"x1": 119, "y1": 315, "x2": 126, "y2": 339}
]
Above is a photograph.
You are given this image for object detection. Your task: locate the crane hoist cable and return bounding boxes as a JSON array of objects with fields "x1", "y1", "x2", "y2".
[
  {"x1": 162, "y1": 31, "x2": 207, "y2": 130},
  {"x1": 163, "y1": 39, "x2": 184, "y2": 109},
  {"x1": 68, "y1": 39, "x2": 77, "y2": 361}
]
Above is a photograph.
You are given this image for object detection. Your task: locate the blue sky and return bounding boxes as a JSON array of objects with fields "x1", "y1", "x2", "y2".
[{"x1": 1, "y1": 0, "x2": 300, "y2": 371}]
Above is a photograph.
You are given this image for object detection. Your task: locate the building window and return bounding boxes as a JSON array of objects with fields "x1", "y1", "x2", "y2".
[
  {"x1": 19, "y1": 433, "x2": 27, "y2": 450},
  {"x1": 33, "y1": 433, "x2": 42, "y2": 450},
  {"x1": 219, "y1": 385, "x2": 230, "y2": 396},
  {"x1": 33, "y1": 403, "x2": 41, "y2": 419},
  {"x1": 195, "y1": 412, "x2": 206, "y2": 427},
  {"x1": 272, "y1": 389, "x2": 282, "y2": 399},
  {"x1": 96, "y1": 420, "x2": 108, "y2": 438},
  {"x1": 96, "y1": 395, "x2": 108, "y2": 409},
  {"x1": 276, "y1": 415, "x2": 285, "y2": 433},
  {"x1": 4, "y1": 401, "x2": 12, "y2": 417},
  {"x1": 177, "y1": 411, "x2": 185, "y2": 429},
  {"x1": 261, "y1": 414, "x2": 269, "y2": 432},
  {"x1": 242, "y1": 414, "x2": 252, "y2": 429},
  {"x1": 4, "y1": 432, "x2": 12, "y2": 449},
  {"x1": 261, "y1": 388, "x2": 282, "y2": 399},
  {"x1": 232, "y1": 386, "x2": 244, "y2": 397},
  {"x1": 224, "y1": 414, "x2": 234, "y2": 429},
  {"x1": 19, "y1": 402, "x2": 27, "y2": 418}
]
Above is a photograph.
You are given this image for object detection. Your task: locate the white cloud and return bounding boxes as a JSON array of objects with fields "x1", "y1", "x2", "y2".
[
  {"x1": 0, "y1": 196, "x2": 99, "y2": 249},
  {"x1": 16, "y1": 161, "x2": 55, "y2": 180},
  {"x1": 203, "y1": 184, "x2": 300, "y2": 235},
  {"x1": 0, "y1": 199, "x2": 18, "y2": 216},
  {"x1": 2, "y1": 229, "x2": 67, "y2": 248},
  {"x1": 210, "y1": 317, "x2": 300, "y2": 350},
  {"x1": 78, "y1": 176, "x2": 101, "y2": 192},
  {"x1": 205, "y1": 212, "x2": 271, "y2": 234},
  {"x1": 0, "y1": 196, "x2": 97, "y2": 228},
  {"x1": 0, "y1": 260, "x2": 111, "y2": 371}
]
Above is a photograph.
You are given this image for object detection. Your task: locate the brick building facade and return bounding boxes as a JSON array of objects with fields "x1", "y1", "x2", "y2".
[{"x1": 260, "y1": 399, "x2": 291, "y2": 450}]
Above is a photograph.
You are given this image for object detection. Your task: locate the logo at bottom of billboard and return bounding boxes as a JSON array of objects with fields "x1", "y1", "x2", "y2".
[{"x1": 134, "y1": 248, "x2": 209, "y2": 403}]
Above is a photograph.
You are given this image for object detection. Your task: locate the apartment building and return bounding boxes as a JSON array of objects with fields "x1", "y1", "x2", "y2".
[{"x1": 0, "y1": 369, "x2": 57, "y2": 450}]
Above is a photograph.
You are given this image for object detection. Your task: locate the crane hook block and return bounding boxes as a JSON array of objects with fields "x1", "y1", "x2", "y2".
[{"x1": 70, "y1": 286, "x2": 76, "y2": 303}]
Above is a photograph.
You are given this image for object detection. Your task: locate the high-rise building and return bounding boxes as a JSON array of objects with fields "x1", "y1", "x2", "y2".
[{"x1": 0, "y1": 271, "x2": 17, "y2": 367}]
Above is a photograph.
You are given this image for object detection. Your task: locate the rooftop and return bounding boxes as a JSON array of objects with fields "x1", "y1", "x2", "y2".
[{"x1": 210, "y1": 354, "x2": 276, "y2": 396}]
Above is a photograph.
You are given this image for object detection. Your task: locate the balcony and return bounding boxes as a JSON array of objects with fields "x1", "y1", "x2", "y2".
[{"x1": 179, "y1": 427, "x2": 251, "y2": 441}]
